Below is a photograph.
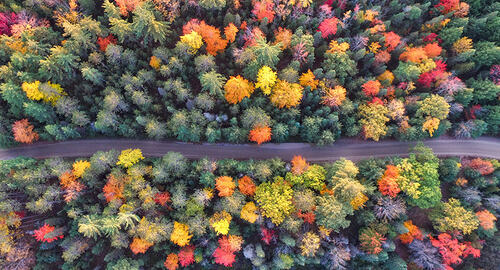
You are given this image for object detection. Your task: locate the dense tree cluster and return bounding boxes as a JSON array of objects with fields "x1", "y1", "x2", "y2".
[
  {"x1": 0, "y1": 145, "x2": 498, "y2": 269},
  {"x1": 0, "y1": 0, "x2": 498, "y2": 146}
]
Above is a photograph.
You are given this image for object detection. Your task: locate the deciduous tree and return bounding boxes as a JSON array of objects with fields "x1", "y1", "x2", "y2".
[
  {"x1": 12, "y1": 119, "x2": 39, "y2": 144},
  {"x1": 224, "y1": 75, "x2": 254, "y2": 104}
]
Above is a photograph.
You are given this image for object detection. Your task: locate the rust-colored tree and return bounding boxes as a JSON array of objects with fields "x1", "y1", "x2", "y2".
[
  {"x1": 12, "y1": 119, "x2": 39, "y2": 144},
  {"x1": 103, "y1": 174, "x2": 126, "y2": 203},
  {"x1": 238, "y1": 176, "x2": 256, "y2": 196},
  {"x1": 164, "y1": 253, "x2": 179, "y2": 270},
  {"x1": 466, "y1": 158, "x2": 494, "y2": 175}
]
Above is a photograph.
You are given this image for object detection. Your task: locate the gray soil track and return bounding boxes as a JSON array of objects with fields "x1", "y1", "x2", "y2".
[{"x1": 1, "y1": 137, "x2": 499, "y2": 161}]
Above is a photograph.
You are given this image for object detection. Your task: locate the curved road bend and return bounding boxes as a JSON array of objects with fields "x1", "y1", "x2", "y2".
[{"x1": 0, "y1": 137, "x2": 499, "y2": 161}]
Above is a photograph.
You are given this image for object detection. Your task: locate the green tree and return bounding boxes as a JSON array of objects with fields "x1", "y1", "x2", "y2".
[
  {"x1": 467, "y1": 77, "x2": 500, "y2": 104},
  {"x1": 152, "y1": 152, "x2": 188, "y2": 183},
  {"x1": 241, "y1": 107, "x2": 271, "y2": 129},
  {"x1": 198, "y1": 0, "x2": 226, "y2": 10},
  {"x1": 39, "y1": 46, "x2": 80, "y2": 82},
  {"x1": 416, "y1": 94, "x2": 450, "y2": 120},
  {"x1": 131, "y1": 2, "x2": 171, "y2": 46},
  {"x1": 396, "y1": 148, "x2": 441, "y2": 208},
  {"x1": 315, "y1": 194, "x2": 352, "y2": 231},
  {"x1": 200, "y1": 71, "x2": 226, "y2": 98}
]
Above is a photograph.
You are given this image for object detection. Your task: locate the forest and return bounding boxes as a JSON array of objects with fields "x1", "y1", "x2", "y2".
[
  {"x1": 0, "y1": 0, "x2": 499, "y2": 146},
  {"x1": 0, "y1": 144, "x2": 498, "y2": 269}
]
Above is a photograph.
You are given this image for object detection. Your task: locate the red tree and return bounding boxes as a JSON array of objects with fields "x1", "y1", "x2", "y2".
[
  {"x1": 97, "y1": 34, "x2": 117, "y2": 52},
  {"x1": 178, "y1": 246, "x2": 195, "y2": 267},
  {"x1": 34, "y1": 224, "x2": 64, "y2": 243},
  {"x1": 430, "y1": 233, "x2": 480, "y2": 269},
  {"x1": 318, "y1": 17, "x2": 339, "y2": 38}
]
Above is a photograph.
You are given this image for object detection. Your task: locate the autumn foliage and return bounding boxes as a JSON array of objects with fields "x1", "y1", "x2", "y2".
[
  {"x1": 59, "y1": 170, "x2": 84, "y2": 202},
  {"x1": 103, "y1": 174, "x2": 125, "y2": 202},
  {"x1": 238, "y1": 176, "x2": 256, "y2": 196},
  {"x1": 318, "y1": 17, "x2": 339, "y2": 38},
  {"x1": 183, "y1": 19, "x2": 228, "y2": 55},
  {"x1": 12, "y1": 119, "x2": 39, "y2": 144},
  {"x1": 130, "y1": 237, "x2": 153, "y2": 254},
  {"x1": 178, "y1": 246, "x2": 195, "y2": 267},
  {"x1": 322, "y1": 85, "x2": 346, "y2": 107},
  {"x1": 383, "y1": 31, "x2": 401, "y2": 52},
  {"x1": 299, "y1": 70, "x2": 319, "y2": 90},
  {"x1": 291, "y1": 155, "x2": 309, "y2": 175},
  {"x1": 164, "y1": 253, "x2": 179, "y2": 270},
  {"x1": 399, "y1": 47, "x2": 428, "y2": 63},
  {"x1": 224, "y1": 23, "x2": 238, "y2": 43},
  {"x1": 423, "y1": 43, "x2": 442, "y2": 58},
  {"x1": 224, "y1": 75, "x2": 255, "y2": 104},
  {"x1": 33, "y1": 224, "x2": 63, "y2": 243},
  {"x1": 430, "y1": 233, "x2": 480, "y2": 268},
  {"x1": 476, "y1": 210, "x2": 497, "y2": 230},
  {"x1": 270, "y1": 80, "x2": 303, "y2": 108},
  {"x1": 378, "y1": 165, "x2": 401, "y2": 197},
  {"x1": 249, "y1": 125, "x2": 272, "y2": 144},
  {"x1": 97, "y1": 34, "x2": 117, "y2": 52},
  {"x1": 465, "y1": 158, "x2": 494, "y2": 175},
  {"x1": 213, "y1": 243, "x2": 236, "y2": 267},
  {"x1": 252, "y1": 0, "x2": 275, "y2": 23},
  {"x1": 399, "y1": 220, "x2": 423, "y2": 244},
  {"x1": 154, "y1": 191, "x2": 171, "y2": 206},
  {"x1": 362, "y1": 80, "x2": 382, "y2": 97},
  {"x1": 170, "y1": 222, "x2": 192, "y2": 247},
  {"x1": 359, "y1": 227, "x2": 386, "y2": 254},
  {"x1": 216, "y1": 176, "x2": 236, "y2": 197}
]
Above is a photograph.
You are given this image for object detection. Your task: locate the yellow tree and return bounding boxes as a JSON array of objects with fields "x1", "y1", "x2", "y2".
[
  {"x1": 417, "y1": 94, "x2": 450, "y2": 136},
  {"x1": 149, "y1": 56, "x2": 161, "y2": 69},
  {"x1": 180, "y1": 31, "x2": 204, "y2": 54},
  {"x1": 240, "y1": 202, "x2": 258, "y2": 223},
  {"x1": 21, "y1": 81, "x2": 66, "y2": 106},
  {"x1": 224, "y1": 75, "x2": 254, "y2": 104},
  {"x1": 21, "y1": 81, "x2": 43, "y2": 101},
  {"x1": 170, "y1": 222, "x2": 192, "y2": 247},
  {"x1": 270, "y1": 80, "x2": 303, "y2": 108},
  {"x1": 210, "y1": 211, "x2": 232, "y2": 235},
  {"x1": 72, "y1": 160, "x2": 91, "y2": 178},
  {"x1": 116, "y1": 149, "x2": 145, "y2": 168},
  {"x1": 255, "y1": 66, "x2": 277, "y2": 95},
  {"x1": 299, "y1": 70, "x2": 319, "y2": 90},
  {"x1": 422, "y1": 117, "x2": 440, "y2": 137},
  {"x1": 358, "y1": 103, "x2": 389, "y2": 141}
]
